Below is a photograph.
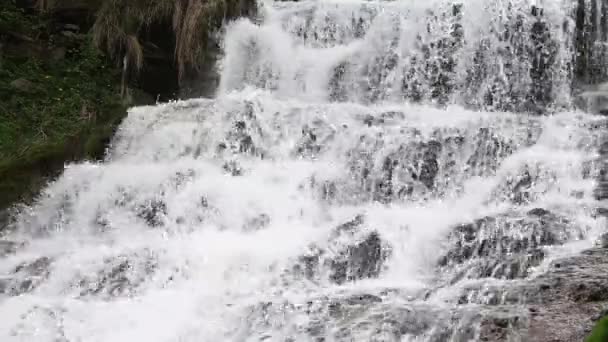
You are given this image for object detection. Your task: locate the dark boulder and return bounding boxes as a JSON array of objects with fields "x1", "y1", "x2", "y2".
[
  {"x1": 0, "y1": 240, "x2": 21, "y2": 257},
  {"x1": 222, "y1": 108, "x2": 267, "y2": 157},
  {"x1": 222, "y1": 160, "x2": 243, "y2": 176},
  {"x1": 600, "y1": 233, "x2": 608, "y2": 248},
  {"x1": 136, "y1": 198, "x2": 167, "y2": 227},
  {"x1": 466, "y1": 127, "x2": 513, "y2": 176},
  {"x1": 439, "y1": 209, "x2": 582, "y2": 281},
  {"x1": 329, "y1": 231, "x2": 385, "y2": 284},
  {"x1": 78, "y1": 252, "x2": 157, "y2": 298},
  {"x1": 293, "y1": 215, "x2": 391, "y2": 285},
  {"x1": 1, "y1": 257, "x2": 52, "y2": 295},
  {"x1": 439, "y1": 248, "x2": 608, "y2": 341},
  {"x1": 296, "y1": 126, "x2": 322, "y2": 157}
]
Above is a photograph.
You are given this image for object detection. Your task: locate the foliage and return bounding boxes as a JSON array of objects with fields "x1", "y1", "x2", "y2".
[
  {"x1": 0, "y1": 1, "x2": 125, "y2": 207},
  {"x1": 0, "y1": 1, "x2": 45, "y2": 34},
  {"x1": 0, "y1": 42, "x2": 122, "y2": 166},
  {"x1": 92, "y1": 0, "x2": 251, "y2": 80},
  {"x1": 587, "y1": 316, "x2": 608, "y2": 342}
]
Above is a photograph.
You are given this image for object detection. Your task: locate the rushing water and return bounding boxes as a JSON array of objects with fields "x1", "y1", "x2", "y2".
[{"x1": 1, "y1": 0, "x2": 607, "y2": 341}]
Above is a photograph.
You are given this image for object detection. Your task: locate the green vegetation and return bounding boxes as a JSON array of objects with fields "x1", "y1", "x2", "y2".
[
  {"x1": 0, "y1": 0, "x2": 253, "y2": 209},
  {"x1": 0, "y1": 39, "x2": 123, "y2": 166},
  {"x1": 587, "y1": 316, "x2": 608, "y2": 342},
  {"x1": 0, "y1": 1, "x2": 125, "y2": 208}
]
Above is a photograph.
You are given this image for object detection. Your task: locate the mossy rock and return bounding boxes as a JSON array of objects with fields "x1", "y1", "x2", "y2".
[{"x1": 587, "y1": 316, "x2": 608, "y2": 342}]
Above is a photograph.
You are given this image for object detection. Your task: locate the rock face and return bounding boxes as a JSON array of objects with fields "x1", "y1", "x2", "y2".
[
  {"x1": 77, "y1": 252, "x2": 157, "y2": 298},
  {"x1": 525, "y1": 249, "x2": 608, "y2": 341},
  {"x1": 438, "y1": 208, "x2": 584, "y2": 282},
  {"x1": 0, "y1": 257, "x2": 52, "y2": 295},
  {"x1": 312, "y1": 120, "x2": 535, "y2": 206},
  {"x1": 432, "y1": 203, "x2": 608, "y2": 341},
  {"x1": 469, "y1": 248, "x2": 608, "y2": 342},
  {"x1": 260, "y1": 244, "x2": 608, "y2": 341},
  {"x1": 292, "y1": 215, "x2": 391, "y2": 285}
]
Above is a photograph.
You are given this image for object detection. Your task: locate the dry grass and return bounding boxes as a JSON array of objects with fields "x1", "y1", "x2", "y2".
[
  {"x1": 35, "y1": 0, "x2": 54, "y2": 12},
  {"x1": 92, "y1": 0, "x2": 250, "y2": 82},
  {"x1": 125, "y1": 34, "x2": 144, "y2": 72}
]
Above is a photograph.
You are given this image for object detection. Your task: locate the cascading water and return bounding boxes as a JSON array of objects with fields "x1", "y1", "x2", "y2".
[{"x1": 1, "y1": 0, "x2": 607, "y2": 341}]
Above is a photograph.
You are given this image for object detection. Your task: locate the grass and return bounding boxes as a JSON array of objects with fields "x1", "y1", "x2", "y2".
[
  {"x1": 587, "y1": 316, "x2": 608, "y2": 342},
  {"x1": 0, "y1": 49, "x2": 122, "y2": 165}
]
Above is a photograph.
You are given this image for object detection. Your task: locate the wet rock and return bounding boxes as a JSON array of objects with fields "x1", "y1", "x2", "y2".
[
  {"x1": 168, "y1": 169, "x2": 196, "y2": 188},
  {"x1": 296, "y1": 126, "x2": 322, "y2": 157},
  {"x1": 593, "y1": 207, "x2": 608, "y2": 218},
  {"x1": 0, "y1": 209, "x2": 11, "y2": 232},
  {"x1": 419, "y1": 140, "x2": 441, "y2": 189},
  {"x1": 527, "y1": 207, "x2": 551, "y2": 217},
  {"x1": 443, "y1": 248, "x2": 608, "y2": 341},
  {"x1": 470, "y1": 249, "x2": 545, "y2": 280},
  {"x1": 600, "y1": 233, "x2": 608, "y2": 248},
  {"x1": 14, "y1": 257, "x2": 51, "y2": 275},
  {"x1": 1, "y1": 257, "x2": 53, "y2": 295},
  {"x1": 239, "y1": 135, "x2": 255, "y2": 154},
  {"x1": 224, "y1": 118, "x2": 261, "y2": 156},
  {"x1": 488, "y1": 162, "x2": 555, "y2": 206},
  {"x1": 335, "y1": 126, "x2": 528, "y2": 204},
  {"x1": 362, "y1": 114, "x2": 378, "y2": 127},
  {"x1": 294, "y1": 120, "x2": 336, "y2": 158},
  {"x1": 439, "y1": 209, "x2": 580, "y2": 281},
  {"x1": 216, "y1": 142, "x2": 228, "y2": 154},
  {"x1": 360, "y1": 111, "x2": 405, "y2": 127},
  {"x1": 333, "y1": 214, "x2": 365, "y2": 235},
  {"x1": 367, "y1": 138, "x2": 444, "y2": 202},
  {"x1": 326, "y1": 293, "x2": 383, "y2": 320},
  {"x1": 245, "y1": 295, "x2": 495, "y2": 341},
  {"x1": 510, "y1": 169, "x2": 534, "y2": 204},
  {"x1": 222, "y1": 160, "x2": 243, "y2": 176},
  {"x1": 136, "y1": 198, "x2": 167, "y2": 227},
  {"x1": 293, "y1": 215, "x2": 391, "y2": 285},
  {"x1": 0, "y1": 240, "x2": 22, "y2": 257},
  {"x1": 330, "y1": 231, "x2": 385, "y2": 284},
  {"x1": 329, "y1": 61, "x2": 350, "y2": 102},
  {"x1": 595, "y1": 180, "x2": 608, "y2": 201},
  {"x1": 479, "y1": 313, "x2": 527, "y2": 342},
  {"x1": 243, "y1": 214, "x2": 270, "y2": 232},
  {"x1": 78, "y1": 253, "x2": 157, "y2": 298},
  {"x1": 373, "y1": 156, "x2": 397, "y2": 203},
  {"x1": 319, "y1": 181, "x2": 338, "y2": 202},
  {"x1": 526, "y1": 301, "x2": 607, "y2": 341},
  {"x1": 466, "y1": 128, "x2": 512, "y2": 176}
]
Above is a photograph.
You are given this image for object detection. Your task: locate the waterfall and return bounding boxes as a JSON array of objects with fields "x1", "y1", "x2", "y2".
[
  {"x1": 0, "y1": 0, "x2": 607, "y2": 341},
  {"x1": 221, "y1": 0, "x2": 577, "y2": 112}
]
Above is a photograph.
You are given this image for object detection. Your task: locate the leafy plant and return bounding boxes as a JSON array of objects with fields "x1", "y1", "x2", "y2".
[{"x1": 587, "y1": 316, "x2": 608, "y2": 342}]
